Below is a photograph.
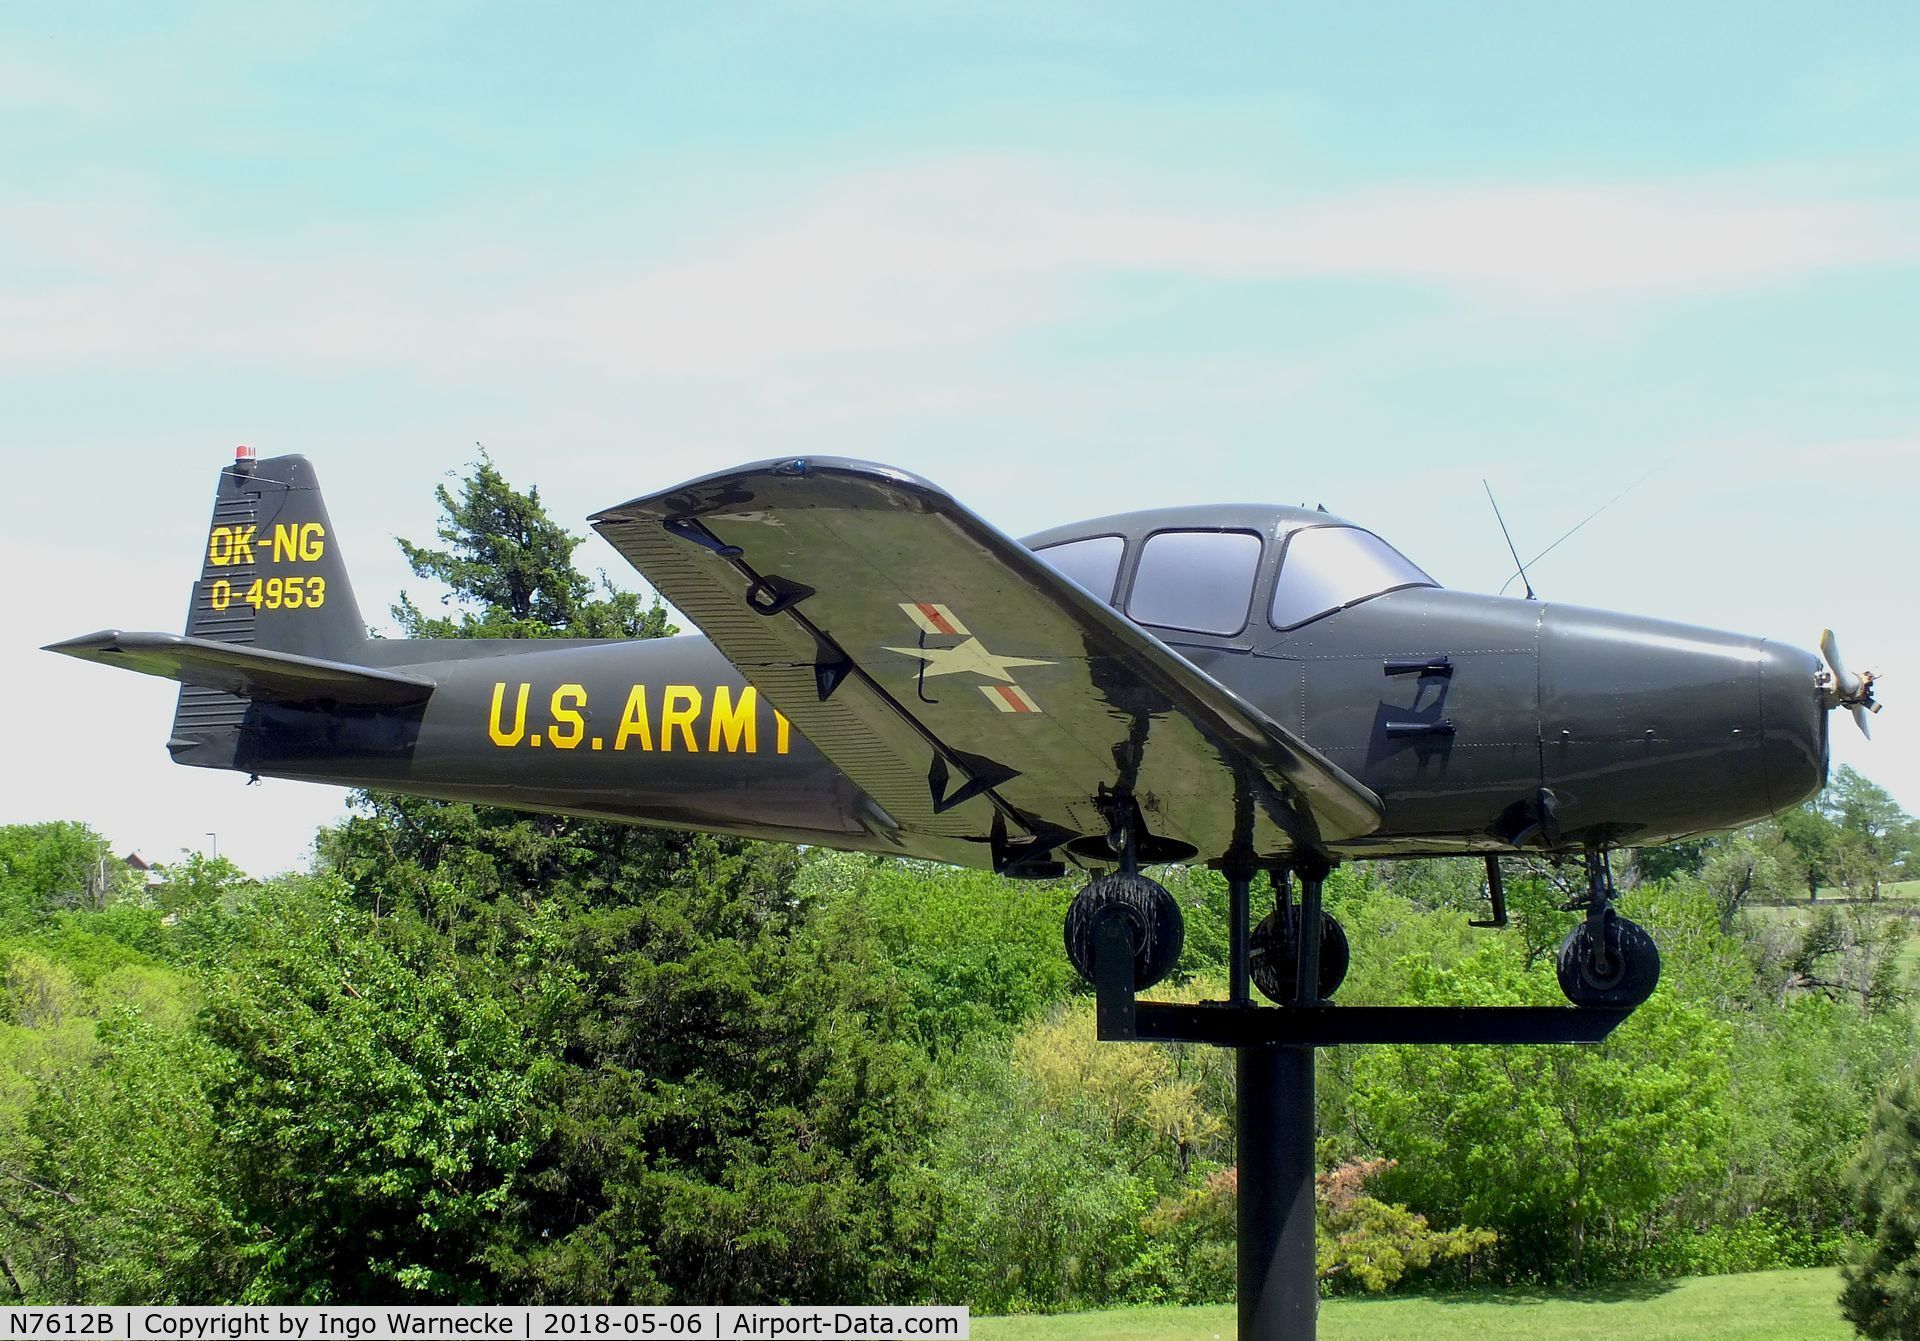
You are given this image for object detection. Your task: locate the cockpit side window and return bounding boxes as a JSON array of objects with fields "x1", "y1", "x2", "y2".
[
  {"x1": 1269, "y1": 525, "x2": 1436, "y2": 630},
  {"x1": 1128, "y1": 529, "x2": 1263, "y2": 636},
  {"x1": 1034, "y1": 534, "x2": 1126, "y2": 603}
]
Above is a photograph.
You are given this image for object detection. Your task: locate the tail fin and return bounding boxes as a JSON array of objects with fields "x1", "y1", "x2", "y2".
[
  {"x1": 171, "y1": 450, "x2": 369, "y2": 757},
  {"x1": 187, "y1": 450, "x2": 366, "y2": 657},
  {"x1": 45, "y1": 451, "x2": 438, "y2": 772}
]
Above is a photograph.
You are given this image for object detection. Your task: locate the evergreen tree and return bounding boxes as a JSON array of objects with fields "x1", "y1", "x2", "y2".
[
  {"x1": 298, "y1": 455, "x2": 936, "y2": 1302},
  {"x1": 392, "y1": 449, "x2": 671, "y2": 640},
  {"x1": 1840, "y1": 1060, "x2": 1920, "y2": 1338}
]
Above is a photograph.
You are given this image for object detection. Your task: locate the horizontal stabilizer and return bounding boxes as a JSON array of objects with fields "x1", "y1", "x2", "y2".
[{"x1": 45, "y1": 631, "x2": 434, "y2": 708}]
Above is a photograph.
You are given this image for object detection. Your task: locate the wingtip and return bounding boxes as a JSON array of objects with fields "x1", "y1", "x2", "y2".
[{"x1": 591, "y1": 457, "x2": 944, "y2": 528}]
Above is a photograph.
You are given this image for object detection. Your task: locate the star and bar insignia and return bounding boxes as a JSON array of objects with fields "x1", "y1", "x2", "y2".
[{"x1": 888, "y1": 602, "x2": 1052, "y2": 713}]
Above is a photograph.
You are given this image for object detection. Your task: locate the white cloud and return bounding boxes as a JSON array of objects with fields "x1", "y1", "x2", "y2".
[{"x1": 4, "y1": 159, "x2": 1917, "y2": 382}]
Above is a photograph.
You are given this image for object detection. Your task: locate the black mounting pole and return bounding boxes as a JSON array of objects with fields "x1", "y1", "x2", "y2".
[
  {"x1": 1238, "y1": 1042, "x2": 1315, "y2": 1341},
  {"x1": 1230, "y1": 864, "x2": 1319, "y2": 1341}
]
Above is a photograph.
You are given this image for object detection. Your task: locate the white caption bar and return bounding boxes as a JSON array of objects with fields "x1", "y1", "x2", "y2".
[{"x1": 0, "y1": 1308, "x2": 968, "y2": 1341}]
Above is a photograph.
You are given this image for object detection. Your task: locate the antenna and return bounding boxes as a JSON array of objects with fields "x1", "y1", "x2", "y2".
[
  {"x1": 1497, "y1": 466, "x2": 1660, "y2": 597},
  {"x1": 1483, "y1": 480, "x2": 1535, "y2": 601}
]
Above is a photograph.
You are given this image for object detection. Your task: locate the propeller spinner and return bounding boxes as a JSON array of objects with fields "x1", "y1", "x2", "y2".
[{"x1": 1818, "y1": 628, "x2": 1881, "y2": 739}]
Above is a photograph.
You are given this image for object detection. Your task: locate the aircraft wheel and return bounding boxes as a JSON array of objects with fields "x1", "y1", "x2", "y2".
[
  {"x1": 1556, "y1": 913, "x2": 1660, "y2": 1008},
  {"x1": 1249, "y1": 910, "x2": 1349, "y2": 1003},
  {"x1": 1064, "y1": 871, "x2": 1184, "y2": 991}
]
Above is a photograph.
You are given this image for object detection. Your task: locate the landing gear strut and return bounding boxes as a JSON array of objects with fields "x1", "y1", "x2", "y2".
[
  {"x1": 1072, "y1": 838, "x2": 1648, "y2": 1341},
  {"x1": 1555, "y1": 845, "x2": 1660, "y2": 1008}
]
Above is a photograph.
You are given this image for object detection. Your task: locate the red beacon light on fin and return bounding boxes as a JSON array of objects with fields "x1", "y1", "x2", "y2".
[{"x1": 233, "y1": 444, "x2": 257, "y2": 476}]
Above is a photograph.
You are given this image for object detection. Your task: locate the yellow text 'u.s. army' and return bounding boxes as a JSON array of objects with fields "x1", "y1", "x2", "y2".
[{"x1": 488, "y1": 682, "x2": 791, "y2": 754}]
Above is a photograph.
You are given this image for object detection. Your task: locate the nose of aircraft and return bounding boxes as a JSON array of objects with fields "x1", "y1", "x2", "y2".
[
  {"x1": 1538, "y1": 606, "x2": 1831, "y2": 840},
  {"x1": 1758, "y1": 639, "x2": 1828, "y2": 811}
]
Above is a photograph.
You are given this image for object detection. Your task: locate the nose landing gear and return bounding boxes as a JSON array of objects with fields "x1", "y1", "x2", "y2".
[{"x1": 1555, "y1": 846, "x2": 1660, "y2": 1009}]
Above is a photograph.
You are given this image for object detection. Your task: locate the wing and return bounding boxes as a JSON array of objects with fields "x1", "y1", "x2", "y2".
[{"x1": 591, "y1": 458, "x2": 1380, "y2": 871}]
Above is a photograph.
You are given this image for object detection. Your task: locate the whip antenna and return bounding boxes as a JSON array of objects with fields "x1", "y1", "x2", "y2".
[
  {"x1": 1483, "y1": 480, "x2": 1535, "y2": 601},
  {"x1": 1498, "y1": 466, "x2": 1661, "y2": 597}
]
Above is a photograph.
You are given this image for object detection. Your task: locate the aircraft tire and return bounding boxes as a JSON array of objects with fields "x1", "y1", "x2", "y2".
[
  {"x1": 1249, "y1": 910, "x2": 1350, "y2": 1003},
  {"x1": 1556, "y1": 913, "x2": 1660, "y2": 1008},
  {"x1": 1064, "y1": 871, "x2": 1184, "y2": 991}
]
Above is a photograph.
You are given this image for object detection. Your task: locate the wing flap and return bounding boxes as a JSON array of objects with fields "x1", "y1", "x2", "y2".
[
  {"x1": 45, "y1": 631, "x2": 435, "y2": 708},
  {"x1": 594, "y1": 458, "x2": 1381, "y2": 866}
]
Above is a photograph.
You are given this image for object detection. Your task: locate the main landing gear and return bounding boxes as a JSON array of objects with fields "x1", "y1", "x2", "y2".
[
  {"x1": 1064, "y1": 869, "x2": 1184, "y2": 991},
  {"x1": 1064, "y1": 814, "x2": 1185, "y2": 991},
  {"x1": 1555, "y1": 845, "x2": 1660, "y2": 1009},
  {"x1": 1063, "y1": 817, "x2": 1352, "y2": 1008},
  {"x1": 1249, "y1": 869, "x2": 1349, "y2": 1004}
]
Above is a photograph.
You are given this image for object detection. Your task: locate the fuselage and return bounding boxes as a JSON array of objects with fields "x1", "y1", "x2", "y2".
[{"x1": 204, "y1": 500, "x2": 1828, "y2": 868}]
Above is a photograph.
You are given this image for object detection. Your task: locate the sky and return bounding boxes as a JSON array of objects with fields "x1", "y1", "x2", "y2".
[{"x1": 3, "y1": 2, "x2": 1917, "y2": 874}]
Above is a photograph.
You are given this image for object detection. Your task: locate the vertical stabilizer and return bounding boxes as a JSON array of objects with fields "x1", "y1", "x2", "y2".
[{"x1": 172, "y1": 450, "x2": 367, "y2": 758}]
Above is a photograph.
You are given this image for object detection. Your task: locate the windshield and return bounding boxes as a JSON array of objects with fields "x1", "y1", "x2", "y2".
[{"x1": 1269, "y1": 526, "x2": 1436, "y2": 629}]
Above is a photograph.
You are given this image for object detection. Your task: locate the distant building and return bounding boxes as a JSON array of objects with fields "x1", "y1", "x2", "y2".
[{"x1": 122, "y1": 851, "x2": 166, "y2": 887}]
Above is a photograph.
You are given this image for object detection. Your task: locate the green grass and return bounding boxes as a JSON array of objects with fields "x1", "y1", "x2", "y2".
[
  {"x1": 972, "y1": 1269, "x2": 1853, "y2": 1340},
  {"x1": 1743, "y1": 892, "x2": 1920, "y2": 987},
  {"x1": 1898, "y1": 933, "x2": 1920, "y2": 978}
]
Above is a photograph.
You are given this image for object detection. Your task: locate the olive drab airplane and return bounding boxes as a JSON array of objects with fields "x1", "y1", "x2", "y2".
[{"x1": 48, "y1": 448, "x2": 1882, "y2": 1011}]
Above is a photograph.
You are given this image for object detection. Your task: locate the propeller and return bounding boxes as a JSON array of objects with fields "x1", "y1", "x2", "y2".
[{"x1": 1818, "y1": 629, "x2": 1881, "y2": 739}]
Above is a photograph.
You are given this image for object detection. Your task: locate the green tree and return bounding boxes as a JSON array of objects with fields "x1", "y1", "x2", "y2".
[
  {"x1": 1726, "y1": 996, "x2": 1907, "y2": 1249},
  {"x1": 0, "y1": 823, "x2": 131, "y2": 927},
  {"x1": 154, "y1": 853, "x2": 250, "y2": 921},
  {"x1": 796, "y1": 854, "x2": 1077, "y2": 1055},
  {"x1": 1840, "y1": 1059, "x2": 1920, "y2": 1338},
  {"x1": 1633, "y1": 839, "x2": 1711, "y2": 885},
  {"x1": 0, "y1": 887, "x2": 236, "y2": 1305},
  {"x1": 202, "y1": 877, "x2": 541, "y2": 1301},
  {"x1": 1777, "y1": 803, "x2": 1840, "y2": 901},
  {"x1": 1821, "y1": 768, "x2": 1916, "y2": 900},
  {"x1": 926, "y1": 1038, "x2": 1163, "y2": 1311},
  {"x1": 1336, "y1": 925, "x2": 1731, "y2": 1284},
  {"x1": 392, "y1": 449, "x2": 669, "y2": 640},
  {"x1": 307, "y1": 456, "x2": 937, "y2": 1303},
  {"x1": 1700, "y1": 823, "x2": 1800, "y2": 932},
  {"x1": 4, "y1": 1010, "x2": 241, "y2": 1302}
]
